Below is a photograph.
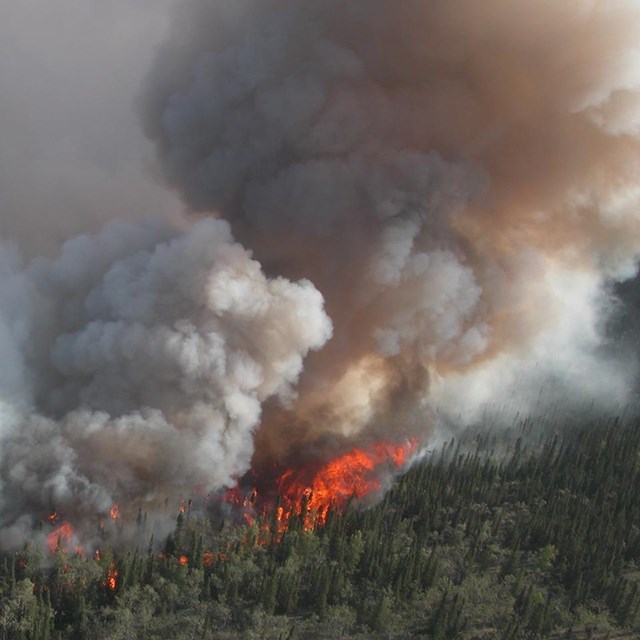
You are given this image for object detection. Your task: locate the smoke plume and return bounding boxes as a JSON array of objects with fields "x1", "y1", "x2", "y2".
[
  {"x1": 142, "y1": 0, "x2": 640, "y2": 449},
  {"x1": 2, "y1": 0, "x2": 640, "y2": 546},
  {"x1": 0, "y1": 219, "x2": 330, "y2": 547}
]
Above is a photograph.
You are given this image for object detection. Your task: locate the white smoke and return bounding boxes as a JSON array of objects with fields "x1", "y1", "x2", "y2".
[
  {"x1": 3, "y1": 0, "x2": 640, "y2": 547},
  {"x1": 143, "y1": 0, "x2": 640, "y2": 457},
  {"x1": 0, "y1": 218, "x2": 331, "y2": 547}
]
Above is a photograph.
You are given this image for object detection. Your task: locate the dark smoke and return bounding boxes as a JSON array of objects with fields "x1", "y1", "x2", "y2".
[
  {"x1": 142, "y1": 0, "x2": 640, "y2": 451},
  {"x1": 1, "y1": 0, "x2": 640, "y2": 548}
]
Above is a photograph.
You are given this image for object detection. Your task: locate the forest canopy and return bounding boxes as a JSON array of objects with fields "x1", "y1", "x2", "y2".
[{"x1": 2, "y1": 418, "x2": 640, "y2": 640}]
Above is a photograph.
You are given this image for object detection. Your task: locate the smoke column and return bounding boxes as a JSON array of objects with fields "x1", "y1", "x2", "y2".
[
  {"x1": 0, "y1": 219, "x2": 331, "y2": 548},
  {"x1": 143, "y1": 0, "x2": 640, "y2": 446},
  {"x1": 2, "y1": 0, "x2": 640, "y2": 546}
]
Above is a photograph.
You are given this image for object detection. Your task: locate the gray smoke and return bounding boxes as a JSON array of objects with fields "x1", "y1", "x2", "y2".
[
  {"x1": 0, "y1": 0, "x2": 182, "y2": 256},
  {"x1": 142, "y1": 0, "x2": 640, "y2": 456},
  {"x1": 0, "y1": 218, "x2": 330, "y2": 547},
  {"x1": 2, "y1": 0, "x2": 640, "y2": 548}
]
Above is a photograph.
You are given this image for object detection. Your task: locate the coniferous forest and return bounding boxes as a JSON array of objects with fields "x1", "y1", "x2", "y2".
[{"x1": 3, "y1": 419, "x2": 640, "y2": 639}]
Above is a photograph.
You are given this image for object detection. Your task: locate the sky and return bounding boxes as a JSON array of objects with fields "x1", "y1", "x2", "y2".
[{"x1": 0, "y1": 0, "x2": 182, "y2": 255}]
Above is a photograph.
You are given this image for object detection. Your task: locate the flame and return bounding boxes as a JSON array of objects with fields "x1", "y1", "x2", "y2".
[
  {"x1": 105, "y1": 562, "x2": 118, "y2": 591},
  {"x1": 47, "y1": 510, "x2": 58, "y2": 525},
  {"x1": 227, "y1": 439, "x2": 417, "y2": 535},
  {"x1": 178, "y1": 555, "x2": 188, "y2": 566},
  {"x1": 46, "y1": 521, "x2": 85, "y2": 556},
  {"x1": 224, "y1": 486, "x2": 259, "y2": 526},
  {"x1": 47, "y1": 522, "x2": 74, "y2": 554},
  {"x1": 200, "y1": 552, "x2": 228, "y2": 566},
  {"x1": 110, "y1": 503, "x2": 119, "y2": 521},
  {"x1": 277, "y1": 440, "x2": 417, "y2": 530}
]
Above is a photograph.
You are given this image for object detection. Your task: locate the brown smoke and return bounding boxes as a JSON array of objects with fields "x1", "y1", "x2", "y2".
[
  {"x1": 143, "y1": 0, "x2": 640, "y2": 457},
  {"x1": 1, "y1": 0, "x2": 640, "y2": 547}
]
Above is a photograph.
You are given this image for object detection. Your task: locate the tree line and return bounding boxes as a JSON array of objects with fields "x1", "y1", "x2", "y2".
[{"x1": 2, "y1": 417, "x2": 640, "y2": 639}]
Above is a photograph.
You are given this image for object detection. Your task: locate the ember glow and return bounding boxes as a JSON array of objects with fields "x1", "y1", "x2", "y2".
[
  {"x1": 109, "y1": 503, "x2": 119, "y2": 521},
  {"x1": 278, "y1": 440, "x2": 418, "y2": 529},
  {"x1": 47, "y1": 522, "x2": 82, "y2": 556},
  {"x1": 105, "y1": 563, "x2": 118, "y2": 591},
  {"x1": 228, "y1": 439, "x2": 417, "y2": 533}
]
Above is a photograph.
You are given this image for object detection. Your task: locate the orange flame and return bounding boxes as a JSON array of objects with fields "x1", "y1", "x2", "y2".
[
  {"x1": 46, "y1": 521, "x2": 85, "y2": 556},
  {"x1": 278, "y1": 440, "x2": 417, "y2": 530},
  {"x1": 47, "y1": 522, "x2": 74, "y2": 554},
  {"x1": 225, "y1": 487, "x2": 259, "y2": 525},
  {"x1": 227, "y1": 439, "x2": 417, "y2": 535},
  {"x1": 105, "y1": 562, "x2": 118, "y2": 591},
  {"x1": 110, "y1": 503, "x2": 119, "y2": 521},
  {"x1": 203, "y1": 552, "x2": 227, "y2": 565},
  {"x1": 178, "y1": 555, "x2": 188, "y2": 566}
]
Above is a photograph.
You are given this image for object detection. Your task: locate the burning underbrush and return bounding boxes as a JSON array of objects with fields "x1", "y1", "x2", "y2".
[
  {"x1": 225, "y1": 439, "x2": 418, "y2": 534},
  {"x1": 28, "y1": 440, "x2": 418, "y2": 602},
  {"x1": 17, "y1": 434, "x2": 415, "y2": 624},
  {"x1": 36, "y1": 438, "x2": 417, "y2": 598}
]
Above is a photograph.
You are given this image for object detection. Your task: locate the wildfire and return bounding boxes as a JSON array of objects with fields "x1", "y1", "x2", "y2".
[
  {"x1": 278, "y1": 440, "x2": 417, "y2": 529},
  {"x1": 47, "y1": 522, "x2": 83, "y2": 555},
  {"x1": 225, "y1": 487, "x2": 258, "y2": 526},
  {"x1": 40, "y1": 441, "x2": 415, "y2": 563},
  {"x1": 203, "y1": 552, "x2": 227, "y2": 566},
  {"x1": 228, "y1": 439, "x2": 417, "y2": 534},
  {"x1": 105, "y1": 562, "x2": 118, "y2": 591},
  {"x1": 110, "y1": 503, "x2": 119, "y2": 521}
]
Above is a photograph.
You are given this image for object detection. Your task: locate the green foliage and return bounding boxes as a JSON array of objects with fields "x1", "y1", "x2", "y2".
[{"x1": 3, "y1": 418, "x2": 640, "y2": 638}]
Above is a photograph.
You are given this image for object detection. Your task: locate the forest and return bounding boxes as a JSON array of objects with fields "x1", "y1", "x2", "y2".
[{"x1": 2, "y1": 417, "x2": 640, "y2": 640}]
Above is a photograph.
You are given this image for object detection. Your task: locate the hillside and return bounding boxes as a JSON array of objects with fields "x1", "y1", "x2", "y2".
[{"x1": 3, "y1": 419, "x2": 640, "y2": 639}]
